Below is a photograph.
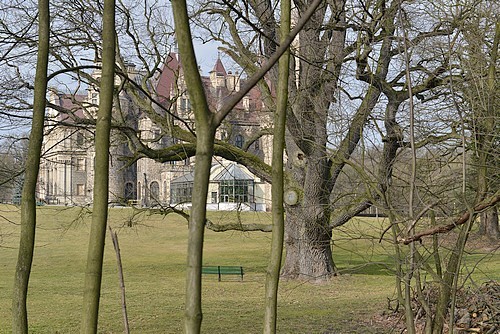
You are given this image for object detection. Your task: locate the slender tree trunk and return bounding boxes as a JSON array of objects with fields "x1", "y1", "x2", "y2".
[
  {"x1": 171, "y1": 1, "x2": 214, "y2": 332},
  {"x1": 80, "y1": 0, "x2": 115, "y2": 332},
  {"x1": 432, "y1": 217, "x2": 474, "y2": 334},
  {"x1": 108, "y1": 225, "x2": 130, "y2": 334},
  {"x1": 184, "y1": 129, "x2": 214, "y2": 334},
  {"x1": 12, "y1": 1, "x2": 49, "y2": 332},
  {"x1": 400, "y1": 4, "x2": 417, "y2": 331},
  {"x1": 263, "y1": 0, "x2": 290, "y2": 330}
]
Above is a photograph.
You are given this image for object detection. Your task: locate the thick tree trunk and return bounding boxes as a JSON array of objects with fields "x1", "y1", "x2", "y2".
[
  {"x1": 479, "y1": 206, "x2": 499, "y2": 240},
  {"x1": 282, "y1": 204, "x2": 335, "y2": 280},
  {"x1": 282, "y1": 155, "x2": 335, "y2": 281}
]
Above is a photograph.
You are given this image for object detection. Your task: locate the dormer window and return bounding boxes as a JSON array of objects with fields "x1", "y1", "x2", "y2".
[{"x1": 235, "y1": 134, "x2": 244, "y2": 149}]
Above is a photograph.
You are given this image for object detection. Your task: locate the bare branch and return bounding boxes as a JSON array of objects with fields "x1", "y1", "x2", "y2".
[{"x1": 400, "y1": 191, "x2": 500, "y2": 244}]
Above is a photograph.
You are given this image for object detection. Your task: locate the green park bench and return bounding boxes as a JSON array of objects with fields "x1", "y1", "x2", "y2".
[
  {"x1": 127, "y1": 199, "x2": 140, "y2": 206},
  {"x1": 202, "y1": 266, "x2": 244, "y2": 281}
]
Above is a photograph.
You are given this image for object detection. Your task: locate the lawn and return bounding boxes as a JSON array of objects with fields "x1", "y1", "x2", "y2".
[{"x1": 0, "y1": 205, "x2": 498, "y2": 333}]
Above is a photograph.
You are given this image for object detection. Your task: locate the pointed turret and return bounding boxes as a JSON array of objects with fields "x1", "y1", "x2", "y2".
[
  {"x1": 210, "y1": 56, "x2": 227, "y2": 88},
  {"x1": 212, "y1": 57, "x2": 227, "y2": 76}
]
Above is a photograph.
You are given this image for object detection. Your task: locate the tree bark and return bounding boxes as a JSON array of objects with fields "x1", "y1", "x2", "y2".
[
  {"x1": 80, "y1": 0, "x2": 115, "y2": 332},
  {"x1": 108, "y1": 226, "x2": 130, "y2": 334},
  {"x1": 477, "y1": 21, "x2": 499, "y2": 241},
  {"x1": 171, "y1": 1, "x2": 214, "y2": 332},
  {"x1": 479, "y1": 206, "x2": 500, "y2": 240},
  {"x1": 12, "y1": 0, "x2": 49, "y2": 332},
  {"x1": 263, "y1": 0, "x2": 290, "y2": 329},
  {"x1": 282, "y1": 157, "x2": 335, "y2": 281}
]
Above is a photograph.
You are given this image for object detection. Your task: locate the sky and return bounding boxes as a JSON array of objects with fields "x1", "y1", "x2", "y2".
[
  {"x1": 194, "y1": 42, "x2": 221, "y2": 74},
  {"x1": 54, "y1": 41, "x2": 227, "y2": 94}
]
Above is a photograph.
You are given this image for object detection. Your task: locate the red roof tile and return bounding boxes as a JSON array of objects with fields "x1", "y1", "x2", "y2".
[
  {"x1": 211, "y1": 57, "x2": 227, "y2": 76},
  {"x1": 155, "y1": 52, "x2": 180, "y2": 103}
]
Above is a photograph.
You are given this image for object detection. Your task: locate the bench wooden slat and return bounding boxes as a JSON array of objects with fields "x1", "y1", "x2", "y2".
[{"x1": 202, "y1": 266, "x2": 244, "y2": 281}]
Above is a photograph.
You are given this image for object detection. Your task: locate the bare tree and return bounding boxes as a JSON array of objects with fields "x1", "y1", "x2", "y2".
[
  {"x1": 80, "y1": 0, "x2": 115, "y2": 331},
  {"x1": 11, "y1": 0, "x2": 49, "y2": 332},
  {"x1": 263, "y1": 0, "x2": 291, "y2": 330},
  {"x1": 461, "y1": 17, "x2": 499, "y2": 240},
  {"x1": 184, "y1": 0, "x2": 465, "y2": 281},
  {"x1": 171, "y1": 0, "x2": 322, "y2": 330}
]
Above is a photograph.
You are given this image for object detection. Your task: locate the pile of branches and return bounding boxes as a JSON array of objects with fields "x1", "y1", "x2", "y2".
[
  {"x1": 454, "y1": 281, "x2": 499, "y2": 333},
  {"x1": 412, "y1": 281, "x2": 499, "y2": 333}
]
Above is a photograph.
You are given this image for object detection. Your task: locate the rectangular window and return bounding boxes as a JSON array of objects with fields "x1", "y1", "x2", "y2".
[
  {"x1": 219, "y1": 180, "x2": 253, "y2": 203},
  {"x1": 243, "y1": 96, "x2": 250, "y2": 110},
  {"x1": 91, "y1": 93, "x2": 98, "y2": 105},
  {"x1": 211, "y1": 192, "x2": 218, "y2": 203},
  {"x1": 76, "y1": 184, "x2": 85, "y2": 196},
  {"x1": 76, "y1": 158, "x2": 85, "y2": 171},
  {"x1": 179, "y1": 97, "x2": 191, "y2": 112},
  {"x1": 170, "y1": 182, "x2": 193, "y2": 204}
]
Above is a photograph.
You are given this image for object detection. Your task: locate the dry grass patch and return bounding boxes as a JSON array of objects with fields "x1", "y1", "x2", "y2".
[{"x1": 0, "y1": 206, "x2": 497, "y2": 333}]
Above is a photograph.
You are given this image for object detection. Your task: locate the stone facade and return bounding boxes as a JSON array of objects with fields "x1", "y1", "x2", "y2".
[{"x1": 37, "y1": 54, "x2": 271, "y2": 211}]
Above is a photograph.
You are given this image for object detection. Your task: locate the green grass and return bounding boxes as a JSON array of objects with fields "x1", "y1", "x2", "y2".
[{"x1": 0, "y1": 205, "x2": 498, "y2": 333}]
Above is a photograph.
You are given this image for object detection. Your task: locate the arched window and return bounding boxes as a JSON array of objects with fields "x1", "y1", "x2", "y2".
[
  {"x1": 124, "y1": 182, "x2": 135, "y2": 200},
  {"x1": 150, "y1": 181, "x2": 160, "y2": 205},
  {"x1": 235, "y1": 134, "x2": 244, "y2": 149},
  {"x1": 76, "y1": 132, "x2": 84, "y2": 146}
]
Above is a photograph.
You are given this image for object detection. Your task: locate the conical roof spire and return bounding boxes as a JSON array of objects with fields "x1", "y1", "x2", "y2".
[{"x1": 211, "y1": 54, "x2": 227, "y2": 76}]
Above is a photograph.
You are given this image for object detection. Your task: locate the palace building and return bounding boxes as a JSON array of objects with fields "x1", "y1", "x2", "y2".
[{"x1": 37, "y1": 54, "x2": 272, "y2": 211}]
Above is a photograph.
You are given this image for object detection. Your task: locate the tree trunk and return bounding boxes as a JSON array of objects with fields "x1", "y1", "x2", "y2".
[
  {"x1": 282, "y1": 155, "x2": 335, "y2": 280},
  {"x1": 171, "y1": 1, "x2": 215, "y2": 332},
  {"x1": 80, "y1": 0, "x2": 115, "y2": 332},
  {"x1": 432, "y1": 217, "x2": 474, "y2": 334},
  {"x1": 282, "y1": 205, "x2": 334, "y2": 280},
  {"x1": 12, "y1": 0, "x2": 49, "y2": 332},
  {"x1": 479, "y1": 206, "x2": 499, "y2": 240},
  {"x1": 263, "y1": 0, "x2": 290, "y2": 328},
  {"x1": 475, "y1": 22, "x2": 499, "y2": 241}
]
